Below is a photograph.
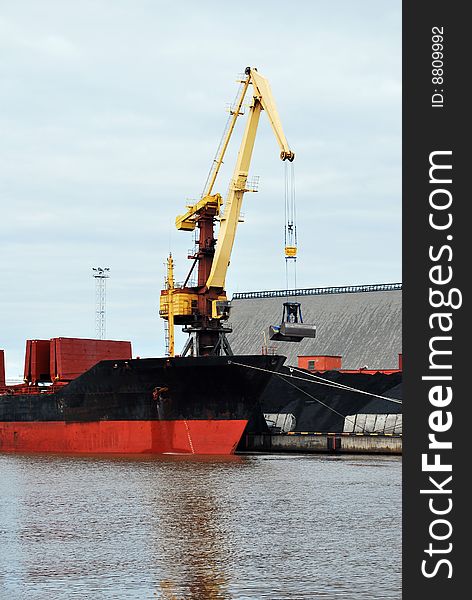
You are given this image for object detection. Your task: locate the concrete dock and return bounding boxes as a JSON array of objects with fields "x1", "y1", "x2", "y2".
[{"x1": 239, "y1": 432, "x2": 402, "y2": 455}]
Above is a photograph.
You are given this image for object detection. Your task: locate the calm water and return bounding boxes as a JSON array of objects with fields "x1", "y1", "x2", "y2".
[{"x1": 0, "y1": 453, "x2": 401, "y2": 600}]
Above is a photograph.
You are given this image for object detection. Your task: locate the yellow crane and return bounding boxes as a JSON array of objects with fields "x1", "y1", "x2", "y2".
[{"x1": 160, "y1": 67, "x2": 294, "y2": 356}]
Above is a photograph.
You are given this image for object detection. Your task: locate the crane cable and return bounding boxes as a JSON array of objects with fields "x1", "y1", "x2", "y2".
[
  {"x1": 200, "y1": 79, "x2": 245, "y2": 199},
  {"x1": 284, "y1": 162, "x2": 297, "y2": 294}
]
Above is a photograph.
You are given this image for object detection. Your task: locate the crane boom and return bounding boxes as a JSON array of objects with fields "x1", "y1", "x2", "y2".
[
  {"x1": 203, "y1": 76, "x2": 251, "y2": 199},
  {"x1": 249, "y1": 69, "x2": 294, "y2": 161},
  {"x1": 206, "y1": 68, "x2": 294, "y2": 289}
]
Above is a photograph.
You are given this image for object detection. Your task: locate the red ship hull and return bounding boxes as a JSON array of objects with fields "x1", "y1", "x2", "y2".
[{"x1": 0, "y1": 419, "x2": 248, "y2": 455}]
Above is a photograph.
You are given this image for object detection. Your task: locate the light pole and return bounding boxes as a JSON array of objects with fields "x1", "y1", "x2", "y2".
[{"x1": 92, "y1": 267, "x2": 110, "y2": 340}]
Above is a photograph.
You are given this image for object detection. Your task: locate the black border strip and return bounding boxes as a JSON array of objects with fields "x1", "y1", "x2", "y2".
[{"x1": 403, "y1": 2, "x2": 467, "y2": 595}]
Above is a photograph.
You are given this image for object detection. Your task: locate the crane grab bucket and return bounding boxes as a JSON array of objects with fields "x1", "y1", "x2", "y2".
[{"x1": 268, "y1": 302, "x2": 316, "y2": 343}]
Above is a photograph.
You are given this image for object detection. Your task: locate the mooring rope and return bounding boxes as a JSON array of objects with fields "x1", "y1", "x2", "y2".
[
  {"x1": 228, "y1": 360, "x2": 402, "y2": 405},
  {"x1": 273, "y1": 373, "x2": 360, "y2": 431},
  {"x1": 289, "y1": 366, "x2": 402, "y2": 405},
  {"x1": 229, "y1": 360, "x2": 403, "y2": 434}
]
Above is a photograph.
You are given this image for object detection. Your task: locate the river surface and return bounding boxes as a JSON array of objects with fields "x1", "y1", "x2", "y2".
[{"x1": 0, "y1": 453, "x2": 401, "y2": 599}]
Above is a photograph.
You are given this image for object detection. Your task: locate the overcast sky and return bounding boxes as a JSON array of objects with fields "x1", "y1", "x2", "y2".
[{"x1": 0, "y1": 1, "x2": 401, "y2": 377}]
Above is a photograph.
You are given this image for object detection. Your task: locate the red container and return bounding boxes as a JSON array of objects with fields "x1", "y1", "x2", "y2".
[
  {"x1": 398, "y1": 353, "x2": 403, "y2": 370},
  {"x1": 0, "y1": 349, "x2": 5, "y2": 389},
  {"x1": 24, "y1": 340, "x2": 52, "y2": 384},
  {"x1": 50, "y1": 338, "x2": 132, "y2": 382},
  {"x1": 298, "y1": 355, "x2": 342, "y2": 371}
]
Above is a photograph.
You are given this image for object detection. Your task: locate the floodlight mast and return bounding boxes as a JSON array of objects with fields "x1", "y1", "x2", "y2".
[{"x1": 92, "y1": 267, "x2": 110, "y2": 340}]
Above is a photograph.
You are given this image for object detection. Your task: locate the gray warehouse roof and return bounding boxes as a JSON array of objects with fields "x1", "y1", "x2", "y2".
[{"x1": 228, "y1": 283, "x2": 402, "y2": 370}]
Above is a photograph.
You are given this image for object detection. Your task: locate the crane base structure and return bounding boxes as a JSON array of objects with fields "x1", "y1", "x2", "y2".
[{"x1": 181, "y1": 325, "x2": 234, "y2": 358}]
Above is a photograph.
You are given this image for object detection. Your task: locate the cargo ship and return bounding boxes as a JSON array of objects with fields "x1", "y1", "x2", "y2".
[{"x1": 0, "y1": 341, "x2": 285, "y2": 455}]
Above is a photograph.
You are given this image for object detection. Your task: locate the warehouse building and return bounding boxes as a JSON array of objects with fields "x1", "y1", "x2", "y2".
[{"x1": 229, "y1": 283, "x2": 402, "y2": 370}]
